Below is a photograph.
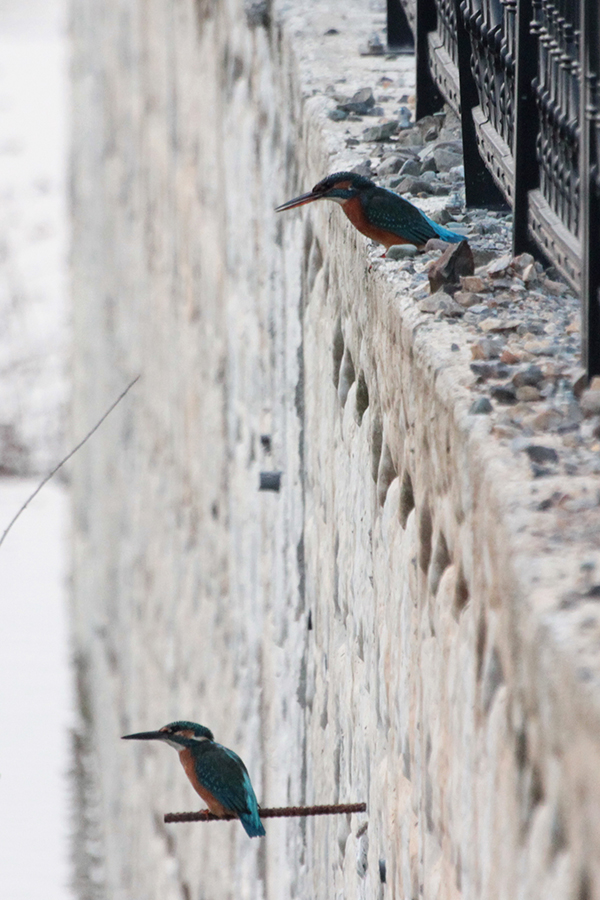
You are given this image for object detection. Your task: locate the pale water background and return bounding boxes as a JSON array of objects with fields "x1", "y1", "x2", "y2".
[{"x1": 0, "y1": 0, "x2": 73, "y2": 897}]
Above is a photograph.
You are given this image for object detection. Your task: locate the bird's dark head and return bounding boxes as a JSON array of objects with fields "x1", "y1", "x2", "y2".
[
  {"x1": 275, "y1": 171, "x2": 374, "y2": 211},
  {"x1": 122, "y1": 721, "x2": 214, "y2": 750}
]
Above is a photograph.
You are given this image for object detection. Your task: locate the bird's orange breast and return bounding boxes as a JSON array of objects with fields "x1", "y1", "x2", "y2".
[
  {"x1": 179, "y1": 748, "x2": 230, "y2": 817},
  {"x1": 340, "y1": 196, "x2": 412, "y2": 249}
]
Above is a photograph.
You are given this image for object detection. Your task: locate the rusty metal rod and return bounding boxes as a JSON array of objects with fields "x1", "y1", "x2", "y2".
[{"x1": 164, "y1": 802, "x2": 366, "y2": 824}]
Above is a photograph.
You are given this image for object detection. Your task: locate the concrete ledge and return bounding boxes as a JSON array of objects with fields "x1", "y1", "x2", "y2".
[{"x1": 71, "y1": 0, "x2": 600, "y2": 898}]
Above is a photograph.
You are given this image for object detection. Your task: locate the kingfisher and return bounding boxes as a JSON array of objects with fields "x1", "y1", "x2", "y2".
[
  {"x1": 122, "y1": 721, "x2": 266, "y2": 838},
  {"x1": 275, "y1": 171, "x2": 465, "y2": 252}
]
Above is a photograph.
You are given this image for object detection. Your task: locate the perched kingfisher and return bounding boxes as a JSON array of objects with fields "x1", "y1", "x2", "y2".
[
  {"x1": 122, "y1": 721, "x2": 266, "y2": 838},
  {"x1": 275, "y1": 171, "x2": 465, "y2": 252}
]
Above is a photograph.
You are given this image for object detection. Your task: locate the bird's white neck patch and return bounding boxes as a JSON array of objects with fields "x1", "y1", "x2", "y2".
[{"x1": 171, "y1": 734, "x2": 210, "y2": 751}]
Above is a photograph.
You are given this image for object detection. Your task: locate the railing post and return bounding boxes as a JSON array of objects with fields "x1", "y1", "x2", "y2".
[
  {"x1": 454, "y1": 0, "x2": 509, "y2": 208},
  {"x1": 512, "y1": 0, "x2": 542, "y2": 256},
  {"x1": 580, "y1": 0, "x2": 600, "y2": 379},
  {"x1": 387, "y1": 0, "x2": 415, "y2": 53},
  {"x1": 415, "y1": 0, "x2": 445, "y2": 118}
]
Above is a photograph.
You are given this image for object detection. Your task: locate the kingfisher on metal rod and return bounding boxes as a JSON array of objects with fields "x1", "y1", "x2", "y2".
[
  {"x1": 275, "y1": 171, "x2": 466, "y2": 252},
  {"x1": 122, "y1": 721, "x2": 266, "y2": 838}
]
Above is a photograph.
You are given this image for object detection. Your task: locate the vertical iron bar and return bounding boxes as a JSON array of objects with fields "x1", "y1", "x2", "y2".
[
  {"x1": 512, "y1": 0, "x2": 541, "y2": 254},
  {"x1": 415, "y1": 0, "x2": 445, "y2": 119},
  {"x1": 580, "y1": 0, "x2": 600, "y2": 379},
  {"x1": 454, "y1": 0, "x2": 509, "y2": 207},
  {"x1": 387, "y1": 0, "x2": 415, "y2": 52}
]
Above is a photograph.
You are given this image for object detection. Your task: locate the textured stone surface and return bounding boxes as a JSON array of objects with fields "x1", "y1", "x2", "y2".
[{"x1": 71, "y1": 1, "x2": 600, "y2": 900}]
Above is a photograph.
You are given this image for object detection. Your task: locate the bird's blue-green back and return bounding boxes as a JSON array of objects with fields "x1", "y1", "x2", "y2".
[{"x1": 193, "y1": 741, "x2": 265, "y2": 837}]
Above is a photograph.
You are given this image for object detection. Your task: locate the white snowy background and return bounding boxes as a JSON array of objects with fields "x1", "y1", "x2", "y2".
[{"x1": 0, "y1": 1, "x2": 73, "y2": 898}]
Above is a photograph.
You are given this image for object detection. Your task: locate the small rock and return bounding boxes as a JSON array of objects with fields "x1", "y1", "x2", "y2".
[
  {"x1": 437, "y1": 208, "x2": 459, "y2": 225},
  {"x1": 362, "y1": 121, "x2": 399, "y2": 142},
  {"x1": 428, "y1": 240, "x2": 474, "y2": 293},
  {"x1": 492, "y1": 423, "x2": 519, "y2": 438},
  {"x1": 471, "y1": 338, "x2": 504, "y2": 360},
  {"x1": 580, "y1": 390, "x2": 600, "y2": 417},
  {"x1": 470, "y1": 397, "x2": 493, "y2": 415},
  {"x1": 454, "y1": 291, "x2": 483, "y2": 308},
  {"x1": 434, "y1": 146, "x2": 463, "y2": 171},
  {"x1": 524, "y1": 444, "x2": 559, "y2": 464},
  {"x1": 517, "y1": 322, "x2": 545, "y2": 336},
  {"x1": 470, "y1": 362, "x2": 510, "y2": 381},
  {"x1": 565, "y1": 318, "x2": 580, "y2": 334},
  {"x1": 420, "y1": 155, "x2": 437, "y2": 174},
  {"x1": 398, "y1": 158, "x2": 420, "y2": 177},
  {"x1": 516, "y1": 385, "x2": 542, "y2": 402},
  {"x1": 531, "y1": 408, "x2": 564, "y2": 431},
  {"x1": 360, "y1": 32, "x2": 384, "y2": 55},
  {"x1": 590, "y1": 376, "x2": 600, "y2": 391},
  {"x1": 396, "y1": 106, "x2": 412, "y2": 128},
  {"x1": 544, "y1": 277, "x2": 567, "y2": 296},
  {"x1": 511, "y1": 252, "x2": 534, "y2": 272},
  {"x1": 411, "y1": 283, "x2": 431, "y2": 302},
  {"x1": 512, "y1": 365, "x2": 545, "y2": 388},
  {"x1": 339, "y1": 87, "x2": 376, "y2": 115},
  {"x1": 523, "y1": 339, "x2": 552, "y2": 355},
  {"x1": 378, "y1": 155, "x2": 406, "y2": 176},
  {"x1": 425, "y1": 238, "x2": 455, "y2": 253},
  {"x1": 396, "y1": 127, "x2": 424, "y2": 147},
  {"x1": 472, "y1": 249, "x2": 498, "y2": 268},
  {"x1": 386, "y1": 244, "x2": 418, "y2": 260},
  {"x1": 461, "y1": 275, "x2": 486, "y2": 292},
  {"x1": 490, "y1": 385, "x2": 517, "y2": 404},
  {"x1": 419, "y1": 295, "x2": 444, "y2": 313},
  {"x1": 398, "y1": 176, "x2": 444, "y2": 195},
  {"x1": 522, "y1": 263, "x2": 537, "y2": 283},
  {"x1": 500, "y1": 348, "x2": 522, "y2": 364},
  {"x1": 437, "y1": 295, "x2": 465, "y2": 317},
  {"x1": 328, "y1": 109, "x2": 348, "y2": 121},
  {"x1": 487, "y1": 254, "x2": 512, "y2": 276},
  {"x1": 479, "y1": 317, "x2": 522, "y2": 333},
  {"x1": 351, "y1": 161, "x2": 373, "y2": 178}
]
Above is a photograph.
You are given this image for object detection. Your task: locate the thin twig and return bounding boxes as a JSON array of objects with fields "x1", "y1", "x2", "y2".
[
  {"x1": 165, "y1": 802, "x2": 367, "y2": 824},
  {"x1": 0, "y1": 375, "x2": 141, "y2": 549}
]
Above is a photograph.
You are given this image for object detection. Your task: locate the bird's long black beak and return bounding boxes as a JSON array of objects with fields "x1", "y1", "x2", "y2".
[
  {"x1": 122, "y1": 730, "x2": 165, "y2": 741},
  {"x1": 275, "y1": 190, "x2": 323, "y2": 212}
]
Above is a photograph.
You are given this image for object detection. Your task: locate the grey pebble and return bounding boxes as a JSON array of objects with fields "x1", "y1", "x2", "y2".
[
  {"x1": 471, "y1": 362, "x2": 511, "y2": 381},
  {"x1": 399, "y1": 158, "x2": 420, "y2": 177},
  {"x1": 362, "y1": 121, "x2": 399, "y2": 142},
  {"x1": 512, "y1": 365, "x2": 545, "y2": 388},
  {"x1": 434, "y1": 147, "x2": 463, "y2": 171},
  {"x1": 386, "y1": 244, "x2": 418, "y2": 260},
  {"x1": 524, "y1": 445, "x2": 559, "y2": 465},
  {"x1": 378, "y1": 156, "x2": 406, "y2": 176},
  {"x1": 397, "y1": 106, "x2": 412, "y2": 128},
  {"x1": 470, "y1": 397, "x2": 493, "y2": 414},
  {"x1": 490, "y1": 385, "x2": 518, "y2": 404}
]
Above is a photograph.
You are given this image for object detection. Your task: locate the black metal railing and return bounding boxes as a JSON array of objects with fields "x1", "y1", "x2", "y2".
[{"x1": 389, "y1": 0, "x2": 600, "y2": 380}]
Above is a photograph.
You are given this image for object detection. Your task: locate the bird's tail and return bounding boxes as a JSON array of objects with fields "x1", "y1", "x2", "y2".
[
  {"x1": 239, "y1": 808, "x2": 266, "y2": 838},
  {"x1": 426, "y1": 216, "x2": 465, "y2": 243}
]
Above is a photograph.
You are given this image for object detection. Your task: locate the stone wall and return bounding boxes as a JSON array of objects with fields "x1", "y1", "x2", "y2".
[{"x1": 71, "y1": 1, "x2": 600, "y2": 899}]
